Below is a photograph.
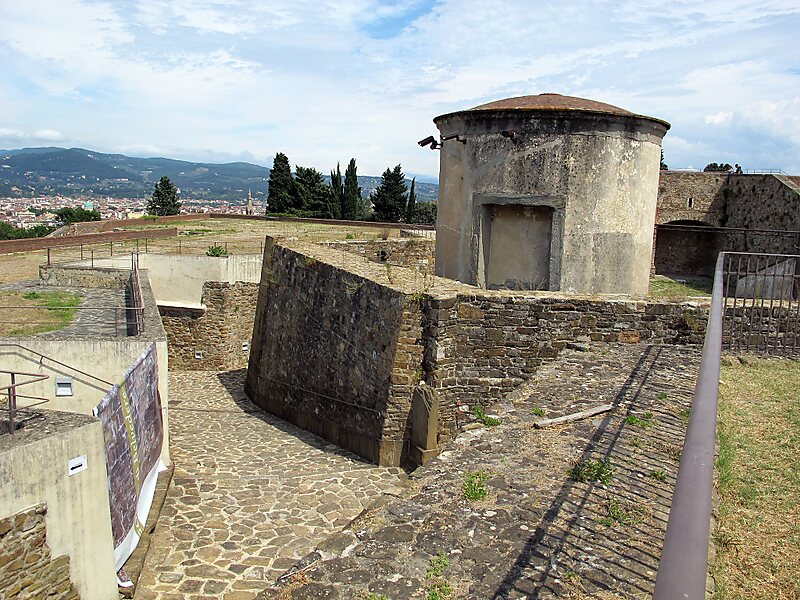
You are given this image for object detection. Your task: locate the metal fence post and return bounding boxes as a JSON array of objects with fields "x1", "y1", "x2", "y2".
[
  {"x1": 47, "y1": 247, "x2": 51, "y2": 266},
  {"x1": 8, "y1": 372, "x2": 16, "y2": 434},
  {"x1": 80, "y1": 244, "x2": 84, "y2": 260},
  {"x1": 110, "y1": 241, "x2": 113, "y2": 257},
  {"x1": 91, "y1": 250, "x2": 94, "y2": 269}
]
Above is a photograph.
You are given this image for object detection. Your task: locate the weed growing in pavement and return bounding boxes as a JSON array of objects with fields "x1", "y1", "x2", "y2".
[
  {"x1": 648, "y1": 469, "x2": 667, "y2": 482},
  {"x1": 596, "y1": 498, "x2": 643, "y2": 527},
  {"x1": 426, "y1": 580, "x2": 453, "y2": 600},
  {"x1": 532, "y1": 407, "x2": 546, "y2": 417},
  {"x1": 625, "y1": 412, "x2": 655, "y2": 428},
  {"x1": 569, "y1": 458, "x2": 613, "y2": 485},
  {"x1": 463, "y1": 471, "x2": 488, "y2": 501},
  {"x1": 472, "y1": 405, "x2": 501, "y2": 426},
  {"x1": 426, "y1": 553, "x2": 449, "y2": 578}
]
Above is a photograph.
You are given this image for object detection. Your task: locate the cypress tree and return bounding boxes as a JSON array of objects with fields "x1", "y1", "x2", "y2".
[
  {"x1": 342, "y1": 158, "x2": 362, "y2": 220},
  {"x1": 266, "y1": 152, "x2": 294, "y2": 214},
  {"x1": 405, "y1": 177, "x2": 416, "y2": 223},
  {"x1": 371, "y1": 164, "x2": 407, "y2": 223},
  {"x1": 329, "y1": 163, "x2": 343, "y2": 220},
  {"x1": 293, "y1": 166, "x2": 330, "y2": 217},
  {"x1": 148, "y1": 176, "x2": 181, "y2": 216}
]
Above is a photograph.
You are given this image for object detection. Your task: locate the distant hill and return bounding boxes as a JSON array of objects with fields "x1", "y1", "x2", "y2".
[{"x1": 0, "y1": 147, "x2": 439, "y2": 202}]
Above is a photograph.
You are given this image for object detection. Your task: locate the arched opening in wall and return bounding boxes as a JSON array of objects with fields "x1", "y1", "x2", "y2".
[{"x1": 655, "y1": 220, "x2": 720, "y2": 277}]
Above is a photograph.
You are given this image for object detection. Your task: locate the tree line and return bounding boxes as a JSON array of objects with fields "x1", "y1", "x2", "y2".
[{"x1": 266, "y1": 153, "x2": 436, "y2": 225}]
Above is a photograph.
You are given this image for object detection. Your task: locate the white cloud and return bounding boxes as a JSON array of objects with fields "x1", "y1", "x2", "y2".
[
  {"x1": 33, "y1": 129, "x2": 65, "y2": 141},
  {"x1": 705, "y1": 112, "x2": 733, "y2": 125},
  {"x1": 0, "y1": 0, "x2": 797, "y2": 177}
]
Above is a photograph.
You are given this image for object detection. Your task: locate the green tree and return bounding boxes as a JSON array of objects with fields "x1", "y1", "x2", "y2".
[
  {"x1": 704, "y1": 162, "x2": 733, "y2": 173},
  {"x1": 660, "y1": 149, "x2": 668, "y2": 171},
  {"x1": 371, "y1": 164, "x2": 408, "y2": 223},
  {"x1": 342, "y1": 158, "x2": 362, "y2": 220},
  {"x1": 148, "y1": 176, "x2": 181, "y2": 216},
  {"x1": 412, "y1": 201, "x2": 437, "y2": 225},
  {"x1": 266, "y1": 152, "x2": 294, "y2": 214},
  {"x1": 405, "y1": 177, "x2": 416, "y2": 223},
  {"x1": 329, "y1": 163, "x2": 344, "y2": 220},
  {"x1": 293, "y1": 166, "x2": 330, "y2": 217},
  {"x1": 54, "y1": 207, "x2": 100, "y2": 224}
]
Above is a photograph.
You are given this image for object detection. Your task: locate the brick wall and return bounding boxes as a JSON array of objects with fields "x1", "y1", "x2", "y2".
[
  {"x1": 0, "y1": 504, "x2": 79, "y2": 599},
  {"x1": 0, "y1": 227, "x2": 177, "y2": 254},
  {"x1": 160, "y1": 281, "x2": 259, "y2": 370},
  {"x1": 246, "y1": 240, "x2": 708, "y2": 466}
]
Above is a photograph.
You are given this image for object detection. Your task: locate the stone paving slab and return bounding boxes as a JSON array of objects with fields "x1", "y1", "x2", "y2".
[
  {"x1": 261, "y1": 343, "x2": 701, "y2": 599},
  {"x1": 132, "y1": 370, "x2": 406, "y2": 600}
]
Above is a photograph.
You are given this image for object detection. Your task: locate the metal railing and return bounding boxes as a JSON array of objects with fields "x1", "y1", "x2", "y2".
[
  {"x1": 127, "y1": 253, "x2": 145, "y2": 335},
  {"x1": 722, "y1": 252, "x2": 800, "y2": 354},
  {"x1": 654, "y1": 252, "x2": 724, "y2": 598},
  {"x1": 655, "y1": 249, "x2": 800, "y2": 596},
  {"x1": 1, "y1": 370, "x2": 50, "y2": 434}
]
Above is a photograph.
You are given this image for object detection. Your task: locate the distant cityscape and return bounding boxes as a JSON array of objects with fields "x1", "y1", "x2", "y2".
[{"x1": 0, "y1": 194, "x2": 265, "y2": 230}]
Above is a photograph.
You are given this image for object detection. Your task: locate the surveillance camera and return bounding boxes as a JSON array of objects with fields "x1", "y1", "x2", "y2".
[{"x1": 418, "y1": 136, "x2": 436, "y2": 147}]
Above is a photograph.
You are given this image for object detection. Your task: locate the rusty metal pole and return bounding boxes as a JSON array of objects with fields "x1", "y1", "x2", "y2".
[
  {"x1": 47, "y1": 247, "x2": 51, "y2": 266},
  {"x1": 110, "y1": 241, "x2": 113, "y2": 257},
  {"x1": 80, "y1": 244, "x2": 84, "y2": 260},
  {"x1": 145, "y1": 238, "x2": 148, "y2": 253},
  {"x1": 91, "y1": 250, "x2": 94, "y2": 269}
]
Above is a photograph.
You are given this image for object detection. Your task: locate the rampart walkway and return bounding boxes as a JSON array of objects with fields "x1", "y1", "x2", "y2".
[{"x1": 133, "y1": 371, "x2": 406, "y2": 599}]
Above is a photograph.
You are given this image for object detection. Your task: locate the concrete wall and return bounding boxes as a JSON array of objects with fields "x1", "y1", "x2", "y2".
[
  {"x1": 434, "y1": 111, "x2": 667, "y2": 296},
  {"x1": 74, "y1": 253, "x2": 263, "y2": 307},
  {"x1": 0, "y1": 412, "x2": 117, "y2": 600}
]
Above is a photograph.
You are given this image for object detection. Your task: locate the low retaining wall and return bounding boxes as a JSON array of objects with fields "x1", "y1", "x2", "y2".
[
  {"x1": 0, "y1": 227, "x2": 178, "y2": 254},
  {"x1": 245, "y1": 239, "x2": 708, "y2": 466},
  {"x1": 324, "y1": 238, "x2": 435, "y2": 271}
]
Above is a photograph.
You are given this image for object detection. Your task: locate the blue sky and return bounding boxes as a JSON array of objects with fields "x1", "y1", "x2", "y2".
[{"x1": 0, "y1": 0, "x2": 798, "y2": 179}]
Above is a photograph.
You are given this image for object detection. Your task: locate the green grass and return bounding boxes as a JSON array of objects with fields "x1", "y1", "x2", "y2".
[
  {"x1": 648, "y1": 276, "x2": 713, "y2": 298},
  {"x1": 648, "y1": 469, "x2": 667, "y2": 482},
  {"x1": 569, "y1": 457, "x2": 613, "y2": 485},
  {"x1": 1, "y1": 290, "x2": 81, "y2": 335},
  {"x1": 712, "y1": 358, "x2": 800, "y2": 599},
  {"x1": 532, "y1": 407, "x2": 546, "y2": 417},
  {"x1": 463, "y1": 471, "x2": 488, "y2": 501},
  {"x1": 426, "y1": 581, "x2": 453, "y2": 600}
]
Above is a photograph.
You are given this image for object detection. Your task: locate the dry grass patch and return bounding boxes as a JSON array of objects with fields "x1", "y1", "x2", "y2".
[
  {"x1": 0, "y1": 290, "x2": 81, "y2": 335},
  {"x1": 713, "y1": 356, "x2": 800, "y2": 599}
]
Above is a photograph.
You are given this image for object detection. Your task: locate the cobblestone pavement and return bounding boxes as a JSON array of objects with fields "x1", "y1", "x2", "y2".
[
  {"x1": 0, "y1": 279, "x2": 126, "y2": 337},
  {"x1": 133, "y1": 370, "x2": 407, "y2": 600},
  {"x1": 262, "y1": 343, "x2": 701, "y2": 599}
]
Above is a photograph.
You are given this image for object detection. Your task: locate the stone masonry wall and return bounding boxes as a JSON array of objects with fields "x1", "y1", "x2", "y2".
[
  {"x1": 246, "y1": 239, "x2": 708, "y2": 466},
  {"x1": 245, "y1": 239, "x2": 414, "y2": 465},
  {"x1": 0, "y1": 504, "x2": 79, "y2": 599},
  {"x1": 159, "y1": 281, "x2": 258, "y2": 371},
  {"x1": 324, "y1": 238, "x2": 435, "y2": 273},
  {"x1": 425, "y1": 295, "x2": 707, "y2": 442}
]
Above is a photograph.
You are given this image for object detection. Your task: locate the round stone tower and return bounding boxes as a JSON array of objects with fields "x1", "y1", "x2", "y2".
[{"x1": 432, "y1": 93, "x2": 669, "y2": 296}]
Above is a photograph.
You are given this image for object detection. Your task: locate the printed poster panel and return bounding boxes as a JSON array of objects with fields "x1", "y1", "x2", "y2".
[{"x1": 93, "y1": 342, "x2": 165, "y2": 575}]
